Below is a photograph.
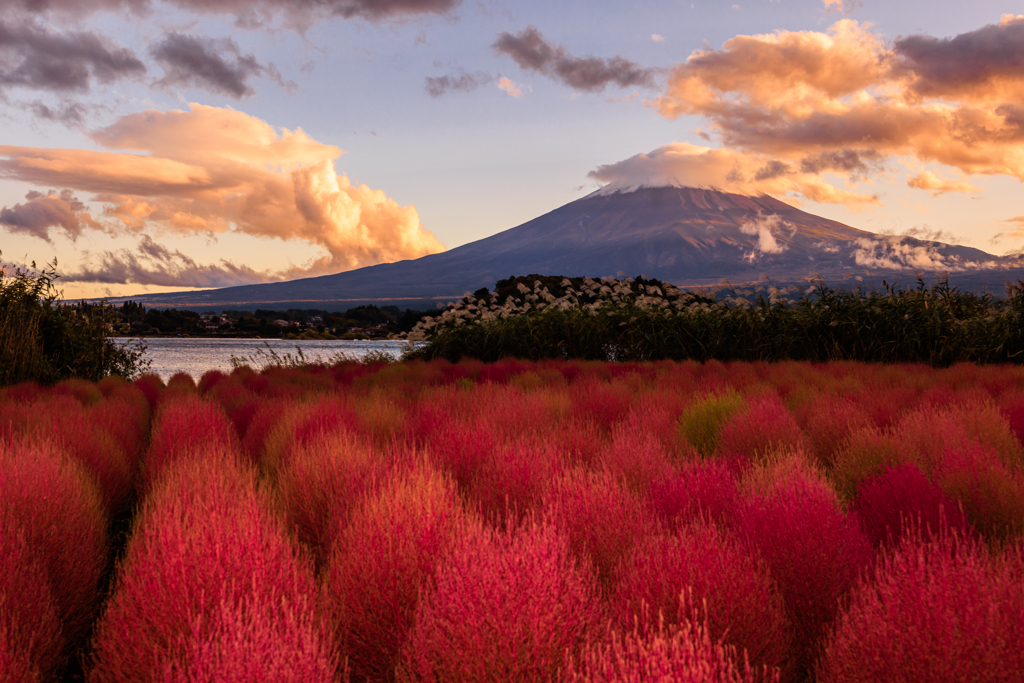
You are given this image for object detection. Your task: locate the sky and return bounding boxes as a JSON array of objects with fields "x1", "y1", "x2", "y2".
[{"x1": 1, "y1": 0, "x2": 1023, "y2": 299}]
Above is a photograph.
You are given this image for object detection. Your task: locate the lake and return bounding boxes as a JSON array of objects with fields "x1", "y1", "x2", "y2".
[{"x1": 120, "y1": 338, "x2": 415, "y2": 381}]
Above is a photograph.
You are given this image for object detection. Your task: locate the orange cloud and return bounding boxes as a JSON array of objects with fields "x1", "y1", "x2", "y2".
[
  {"x1": 1004, "y1": 215, "x2": 1024, "y2": 238},
  {"x1": 653, "y1": 17, "x2": 1024, "y2": 196},
  {"x1": 587, "y1": 142, "x2": 880, "y2": 209},
  {"x1": 497, "y1": 76, "x2": 523, "y2": 97},
  {"x1": 0, "y1": 103, "x2": 445, "y2": 286},
  {"x1": 906, "y1": 171, "x2": 980, "y2": 196},
  {"x1": 823, "y1": 0, "x2": 861, "y2": 14}
]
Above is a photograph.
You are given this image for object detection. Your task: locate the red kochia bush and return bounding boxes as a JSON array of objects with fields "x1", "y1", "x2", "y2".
[
  {"x1": 649, "y1": 459, "x2": 740, "y2": 530},
  {"x1": 44, "y1": 396, "x2": 134, "y2": 513},
  {"x1": 325, "y1": 465, "x2": 471, "y2": 682},
  {"x1": 854, "y1": 463, "x2": 973, "y2": 547},
  {"x1": 165, "y1": 371, "x2": 197, "y2": 394},
  {"x1": 417, "y1": 412, "x2": 497, "y2": 492},
  {"x1": 884, "y1": 401, "x2": 1024, "y2": 482},
  {"x1": 259, "y1": 397, "x2": 359, "y2": 474},
  {"x1": 143, "y1": 395, "x2": 240, "y2": 489},
  {"x1": 276, "y1": 432, "x2": 383, "y2": 563},
  {"x1": 2, "y1": 394, "x2": 134, "y2": 513},
  {"x1": 716, "y1": 394, "x2": 808, "y2": 467},
  {"x1": 571, "y1": 379, "x2": 633, "y2": 432},
  {"x1": 610, "y1": 523, "x2": 791, "y2": 677},
  {"x1": 132, "y1": 373, "x2": 164, "y2": 411},
  {"x1": 548, "y1": 416, "x2": 604, "y2": 469},
  {"x1": 733, "y1": 455, "x2": 872, "y2": 677},
  {"x1": 543, "y1": 467, "x2": 659, "y2": 587},
  {"x1": 817, "y1": 530, "x2": 1024, "y2": 683},
  {"x1": 792, "y1": 393, "x2": 871, "y2": 470},
  {"x1": 240, "y1": 397, "x2": 295, "y2": 465},
  {"x1": 935, "y1": 443, "x2": 1024, "y2": 541},
  {"x1": 599, "y1": 421, "x2": 674, "y2": 492},
  {"x1": 197, "y1": 369, "x2": 229, "y2": 394},
  {"x1": 469, "y1": 435, "x2": 563, "y2": 526},
  {"x1": 0, "y1": 439, "x2": 107, "y2": 657},
  {"x1": 400, "y1": 517, "x2": 602, "y2": 683},
  {"x1": 569, "y1": 602, "x2": 777, "y2": 683},
  {"x1": 88, "y1": 452, "x2": 336, "y2": 683},
  {"x1": 1000, "y1": 392, "x2": 1024, "y2": 447},
  {"x1": 0, "y1": 528, "x2": 64, "y2": 683},
  {"x1": 90, "y1": 387, "x2": 151, "y2": 474}
]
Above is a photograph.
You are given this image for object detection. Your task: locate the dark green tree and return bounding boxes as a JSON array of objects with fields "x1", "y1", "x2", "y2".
[{"x1": 0, "y1": 257, "x2": 150, "y2": 386}]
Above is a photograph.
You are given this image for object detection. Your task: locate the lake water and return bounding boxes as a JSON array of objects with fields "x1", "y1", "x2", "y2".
[{"x1": 120, "y1": 338, "x2": 415, "y2": 381}]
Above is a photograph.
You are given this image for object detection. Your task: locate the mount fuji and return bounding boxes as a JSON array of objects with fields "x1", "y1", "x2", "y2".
[{"x1": 117, "y1": 186, "x2": 1023, "y2": 310}]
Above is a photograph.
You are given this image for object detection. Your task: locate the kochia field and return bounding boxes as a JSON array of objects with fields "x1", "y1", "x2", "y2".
[{"x1": 2, "y1": 359, "x2": 1024, "y2": 683}]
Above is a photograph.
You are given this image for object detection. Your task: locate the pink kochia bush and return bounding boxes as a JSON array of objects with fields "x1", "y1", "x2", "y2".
[
  {"x1": 469, "y1": 435, "x2": 563, "y2": 525},
  {"x1": 324, "y1": 464, "x2": 471, "y2": 682},
  {"x1": 716, "y1": 394, "x2": 808, "y2": 468},
  {"x1": 87, "y1": 452, "x2": 337, "y2": 682},
  {"x1": 45, "y1": 397, "x2": 135, "y2": 513},
  {"x1": 733, "y1": 454, "x2": 872, "y2": 677},
  {"x1": 142, "y1": 394, "x2": 239, "y2": 490},
  {"x1": 277, "y1": 431, "x2": 383, "y2": 564},
  {"x1": 610, "y1": 523, "x2": 791, "y2": 677},
  {"x1": 792, "y1": 393, "x2": 871, "y2": 470},
  {"x1": 258, "y1": 397, "x2": 359, "y2": 474},
  {"x1": 934, "y1": 443, "x2": 1024, "y2": 541},
  {"x1": 0, "y1": 524, "x2": 65, "y2": 682},
  {"x1": 569, "y1": 601, "x2": 778, "y2": 683},
  {"x1": 599, "y1": 421, "x2": 674, "y2": 491},
  {"x1": 400, "y1": 517, "x2": 603, "y2": 683},
  {"x1": 853, "y1": 463, "x2": 973, "y2": 547},
  {"x1": 649, "y1": 459, "x2": 740, "y2": 530},
  {"x1": 0, "y1": 439, "x2": 108, "y2": 665},
  {"x1": 0, "y1": 390, "x2": 144, "y2": 514},
  {"x1": 543, "y1": 467, "x2": 660, "y2": 587},
  {"x1": 6, "y1": 358, "x2": 1024, "y2": 681},
  {"x1": 817, "y1": 530, "x2": 1024, "y2": 683}
]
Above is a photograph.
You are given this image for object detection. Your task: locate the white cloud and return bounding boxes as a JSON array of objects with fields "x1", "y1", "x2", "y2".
[{"x1": 739, "y1": 214, "x2": 792, "y2": 260}]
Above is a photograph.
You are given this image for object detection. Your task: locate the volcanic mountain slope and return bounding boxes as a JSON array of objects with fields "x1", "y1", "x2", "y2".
[{"x1": 121, "y1": 186, "x2": 1021, "y2": 309}]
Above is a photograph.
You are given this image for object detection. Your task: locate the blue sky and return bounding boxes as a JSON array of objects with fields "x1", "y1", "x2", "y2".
[{"x1": 2, "y1": 0, "x2": 1023, "y2": 298}]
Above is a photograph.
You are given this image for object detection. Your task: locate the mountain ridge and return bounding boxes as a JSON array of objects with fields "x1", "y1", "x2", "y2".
[{"x1": 111, "y1": 186, "x2": 1024, "y2": 310}]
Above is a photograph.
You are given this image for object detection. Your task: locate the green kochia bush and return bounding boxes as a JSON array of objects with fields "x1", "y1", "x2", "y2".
[
  {"x1": 678, "y1": 390, "x2": 744, "y2": 456},
  {"x1": 408, "y1": 275, "x2": 1024, "y2": 366}
]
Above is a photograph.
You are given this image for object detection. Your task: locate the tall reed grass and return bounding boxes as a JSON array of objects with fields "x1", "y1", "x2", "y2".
[{"x1": 408, "y1": 276, "x2": 1024, "y2": 366}]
